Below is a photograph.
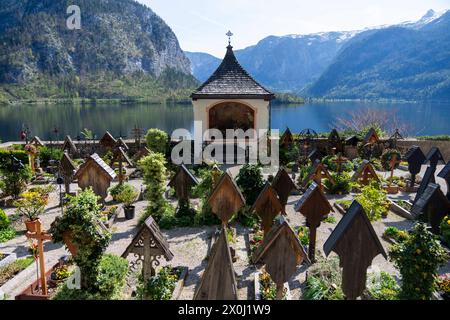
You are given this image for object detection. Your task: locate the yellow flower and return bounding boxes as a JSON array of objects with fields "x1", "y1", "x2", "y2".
[
  {"x1": 416, "y1": 249, "x2": 421, "y2": 254},
  {"x1": 447, "y1": 220, "x2": 450, "y2": 225}
]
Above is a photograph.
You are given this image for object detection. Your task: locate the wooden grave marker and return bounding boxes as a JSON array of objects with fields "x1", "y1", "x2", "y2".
[
  {"x1": 328, "y1": 129, "x2": 343, "y2": 153},
  {"x1": 332, "y1": 152, "x2": 348, "y2": 174},
  {"x1": 168, "y1": 163, "x2": 199, "y2": 201},
  {"x1": 252, "y1": 216, "x2": 309, "y2": 299},
  {"x1": 26, "y1": 219, "x2": 52, "y2": 296},
  {"x1": 122, "y1": 216, "x2": 173, "y2": 280},
  {"x1": 62, "y1": 135, "x2": 78, "y2": 157},
  {"x1": 323, "y1": 201, "x2": 387, "y2": 300},
  {"x1": 385, "y1": 152, "x2": 402, "y2": 194},
  {"x1": 30, "y1": 136, "x2": 45, "y2": 148},
  {"x1": 295, "y1": 182, "x2": 333, "y2": 261},
  {"x1": 363, "y1": 128, "x2": 379, "y2": 145},
  {"x1": 207, "y1": 171, "x2": 245, "y2": 224},
  {"x1": 308, "y1": 148, "x2": 323, "y2": 163},
  {"x1": 74, "y1": 153, "x2": 117, "y2": 201},
  {"x1": 301, "y1": 159, "x2": 335, "y2": 191},
  {"x1": 112, "y1": 147, "x2": 133, "y2": 184},
  {"x1": 438, "y1": 162, "x2": 450, "y2": 201},
  {"x1": 411, "y1": 183, "x2": 450, "y2": 234},
  {"x1": 404, "y1": 146, "x2": 426, "y2": 188},
  {"x1": 194, "y1": 225, "x2": 238, "y2": 300},
  {"x1": 413, "y1": 165, "x2": 435, "y2": 204},
  {"x1": 99, "y1": 131, "x2": 117, "y2": 152},
  {"x1": 424, "y1": 147, "x2": 445, "y2": 169},
  {"x1": 24, "y1": 144, "x2": 38, "y2": 174},
  {"x1": 60, "y1": 153, "x2": 77, "y2": 194},
  {"x1": 251, "y1": 182, "x2": 283, "y2": 235},
  {"x1": 116, "y1": 137, "x2": 129, "y2": 152},
  {"x1": 351, "y1": 160, "x2": 380, "y2": 186},
  {"x1": 280, "y1": 127, "x2": 294, "y2": 149},
  {"x1": 272, "y1": 168, "x2": 297, "y2": 214}
]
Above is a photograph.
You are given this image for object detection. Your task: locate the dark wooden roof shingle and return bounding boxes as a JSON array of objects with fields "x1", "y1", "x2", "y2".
[{"x1": 191, "y1": 45, "x2": 274, "y2": 100}]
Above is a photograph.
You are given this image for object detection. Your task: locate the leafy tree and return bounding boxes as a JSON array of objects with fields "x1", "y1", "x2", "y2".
[
  {"x1": 139, "y1": 153, "x2": 172, "y2": 223},
  {"x1": 390, "y1": 223, "x2": 448, "y2": 300},
  {"x1": 145, "y1": 128, "x2": 168, "y2": 155}
]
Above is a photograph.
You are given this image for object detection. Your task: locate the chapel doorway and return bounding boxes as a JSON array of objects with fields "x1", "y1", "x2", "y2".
[{"x1": 208, "y1": 102, "x2": 255, "y2": 135}]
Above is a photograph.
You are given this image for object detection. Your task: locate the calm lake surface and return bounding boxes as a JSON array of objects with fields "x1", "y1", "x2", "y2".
[{"x1": 0, "y1": 101, "x2": 449, "y2": 141}]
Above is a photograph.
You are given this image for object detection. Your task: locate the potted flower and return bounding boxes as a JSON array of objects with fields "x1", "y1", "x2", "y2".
[
  {"x1": 13, "y1": 191, "x2": 46, "y2": 232},
  {"x1": 116, "y1": 184, "x2": 138, "y2": 220}
]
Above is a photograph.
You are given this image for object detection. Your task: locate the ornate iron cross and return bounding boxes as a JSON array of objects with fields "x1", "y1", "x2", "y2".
[{"x1": 226, "y1": 30, "x2": 233, "y2": 45}]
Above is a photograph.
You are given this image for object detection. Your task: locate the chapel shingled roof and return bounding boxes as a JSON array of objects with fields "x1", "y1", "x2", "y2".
[{"x1": 191, "y1": 45, "x2": 274, "y2": 100}]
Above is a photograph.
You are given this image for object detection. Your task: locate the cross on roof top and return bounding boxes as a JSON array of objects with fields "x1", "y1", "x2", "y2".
[{"x1": 226, "y1": 30, "x2": 233, "y2": 45}]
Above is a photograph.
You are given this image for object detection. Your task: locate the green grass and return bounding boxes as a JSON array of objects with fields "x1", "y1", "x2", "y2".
[{"x1": 0, "y1": 257, "x2": 34, "y2": 286}]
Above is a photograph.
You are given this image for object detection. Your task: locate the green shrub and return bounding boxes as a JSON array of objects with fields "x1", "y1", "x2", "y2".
[
  {"x1": 322, "y1": 155, "x2": 353, "y2": 172},
  {"x1": 0, "y1": 227, "x2": 16, "y2": 243},
  {"x1": 139, "y1": 153, "x2": 173, "y2": 223},
  {"x1": 0, "y1": 209, "x2": 9, "y2": 230},
  {"x1": 137, "y1": 266, "x2": 180, "y2": 300},
  {"x1": 383, "y1": 227, "x2": 409, "y2": 243},
  {"x1": 146, "y1": 128, "x2": 168, "y2": 155},
  {"x1": 53, "y1": 254, "x2": 128, "y2": 300},
  {"x1": 114, "y1": 185, "x2": 138, "y2": 207},
  {"x1": 38, "y1": 146, "x2": 64, "y2": 167},
  {"x1": 366, "y1": 272, "x2": 400, "y2": 300},
  {"x1": 94, "y1": 254, "x2": 128, "y2": 298},
  {"x1": 389, "y1": 223, "x2": 448, "y2": 300},
  {"x1": 0, "y1": 149, "x2": 28, "y2": 171},
  {"x1": 235, "y1": 205, "x2": 259, "y2": 228},
  {"x1": 355, "y1": 182, "x2": 389, "y2": 221},
  {"x1": 1, "y1": 165, "x2": 32, "y2": 198},
  {"x1": 50, "y1": 188, "x2": 111, "y2": 291},
  {"x1": 236, "y1": 164, "x2": 264, "y2": 206},
  {"x1": 324, "y1": 172, "x2": 352, "y2": 194}
]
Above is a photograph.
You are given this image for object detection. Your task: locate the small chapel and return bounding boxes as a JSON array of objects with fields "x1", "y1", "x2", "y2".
[{"x1": 191, "y1": 32, "x2": 275, "y2": 141}]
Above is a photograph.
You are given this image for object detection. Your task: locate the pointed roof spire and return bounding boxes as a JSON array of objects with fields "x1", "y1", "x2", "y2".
[{"x1": 191, "y1": 36, "x2": 274, "y2": 100}]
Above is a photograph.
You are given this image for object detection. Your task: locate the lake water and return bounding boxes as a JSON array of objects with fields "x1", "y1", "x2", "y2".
[{"x1": 0, "y1": 101, "x2": 449, "y2": 141}]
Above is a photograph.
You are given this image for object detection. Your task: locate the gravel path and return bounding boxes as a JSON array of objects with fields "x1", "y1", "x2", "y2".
[{"x1": 1, "y1": 163, "x2": 449, "y2": 300}]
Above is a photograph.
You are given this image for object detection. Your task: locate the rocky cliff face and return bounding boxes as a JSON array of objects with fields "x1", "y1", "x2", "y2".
[{"x1": 0, "y1": 0, "x2": 191, "y2": 83}]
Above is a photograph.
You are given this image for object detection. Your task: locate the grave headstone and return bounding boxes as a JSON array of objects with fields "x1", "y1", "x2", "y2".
[
  {"x1": 168, "y1": 163, "x2": 199, "y2": 201},
  {"x1": 272, "y1": 168, "x2": 297, "y2": 214},
  {"x1": 252, "y1": 216, "x2": 309, "y2": 299},
  {"x1": 122, "y1": 216, "x2": 173, "y2": 280},
  {"x1": 328, "y1": 129, "x2": 343, "y2": 153},
  {"x1": 363, "y1": 128, "x2": 379, "y2": 145},
  {"x1": 295, "y1": 182, "x2": 333, "y2": 261},
  {"x1": 437, "y1": 162, "x2": 450, "y2": 201},
  {"x1": 323, "y1": 201, "x2": 387, "y2": 300},
  {"x1": 112, "y1": 147, "x2": 133, "y2": 184},
  {"x1": 99, "y1": 131, "x2": 117, "y2": 153},
  {"x1": 194, "y1": 225, "x2": 238, "y2": 300},
  {"x1": 404, "y1": 146, "x2": 426, "y2": 188},
  {"x1": 251, "y1": 182, "x2": 283, "y2": 235},
  {"x1": 413, "y1": 166, "x2": 435, "y2": 204},
  {"x1": 410, "y1": 183, "x2": 450, "y2": 234},
  {"x1": 280, "y1": 127, "x2": 294, "y2": 149},
  {"x1": 74, "y1": 153, "x2": 117, "y2": 201},
  {"x1": 332, "y1": 152, "x2": 348, "y2": 174},
  {"x1": 62, "y1": 135, "x2": 78, "y2": 157},
  {"x1": 351, "y1": 160, "x2": 380, "y2": 186},
  {"x1": 301, "y1": 159, "x2": 335, "y2": 191},
  {"x1": 60, "y1": 153, "x2": 77, "y2": 194},
  {"x1": 207, "y1": 172, "x2": 245, "y2": 224},
  {"x1": 308, "y1": 148, "x2": 322, "y2": 163}
]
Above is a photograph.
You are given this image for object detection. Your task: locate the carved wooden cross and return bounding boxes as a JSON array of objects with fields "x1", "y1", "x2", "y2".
[
  {"x1": 24, "y1": 144, "x2": 38, "y2": 174},
  {"x1": 332, "y1": 152, "x2": 348, "y2": 174},
  {"x1": 26, "y1": 220, "x2": 52, "y2": 296},
  {"x1": 388, "y1": 153, "x2": 401, "y2": 187}
]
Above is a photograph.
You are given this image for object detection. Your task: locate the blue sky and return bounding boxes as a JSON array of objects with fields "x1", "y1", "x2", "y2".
[{"x1": 138, "y1": 0, "x2": 450, "y2": 57}]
